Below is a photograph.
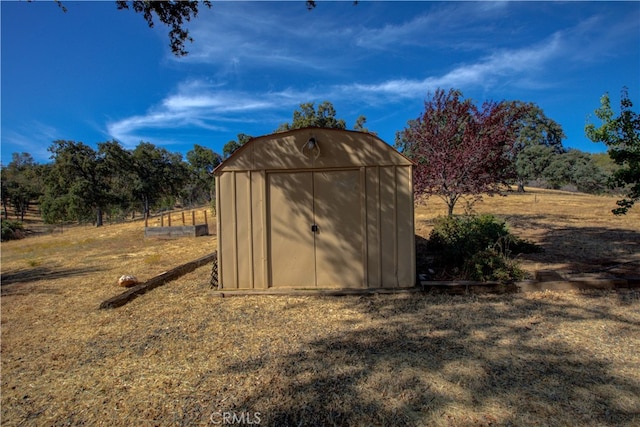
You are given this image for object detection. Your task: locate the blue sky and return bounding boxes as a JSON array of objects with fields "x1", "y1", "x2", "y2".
[{"x1": 2, "y1": 1, "x2": 639, "y2": 164}]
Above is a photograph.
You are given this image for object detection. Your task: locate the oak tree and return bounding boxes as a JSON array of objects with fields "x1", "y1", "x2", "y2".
[
  {"x1": 506, "y1": 101, "x2": 566, "y2": 192},
  {"x1": 276, "y1": 101, "x2": 348, "y2": 132},
  {"x1": 41, "y1": 140, "x2": 110, "y2": 226},
  {"x1": 116, "y1": 1, "x2": 212, "y2": 56}
]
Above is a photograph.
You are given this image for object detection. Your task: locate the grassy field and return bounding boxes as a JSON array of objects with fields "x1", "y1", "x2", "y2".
[{"x1": 1, "y1": 190, "x2": 639, "y2": 426}]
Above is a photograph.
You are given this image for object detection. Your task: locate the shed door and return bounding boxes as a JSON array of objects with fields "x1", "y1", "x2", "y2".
[{"x1": 268, "y1": 170, "x2": 363, "y2": 288}]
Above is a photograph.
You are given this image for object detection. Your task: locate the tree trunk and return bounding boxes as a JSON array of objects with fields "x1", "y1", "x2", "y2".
[
  {"x1": 517, "y1": 179, "x2": 526, "y2": 193},
  {"x1": 447, "y1": 200, "x2": 456, "y2": 217},
  {"x1": 143, "y1": 196, "x2": 150, "y2": 220},
  {"x1": 96, "y1": 207, "x2": 103, "y2": 227}
]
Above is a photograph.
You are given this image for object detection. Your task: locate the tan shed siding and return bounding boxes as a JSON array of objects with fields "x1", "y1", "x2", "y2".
[
  {"x1": 217, "y1": 129, "x2": 413, "y2": 172},
  {"x1": 216, "y1": 128, "x2": 415, "y2": 291},
  {"x1": 234, "y1": 171, "x2": 252, "y2": 288},
  {"x1": 251, "y1": 171, "x2": 267, "y2": 289},
  {"x1": 215, "y1": 175, "x2": 223, "y2": 287},
  {"x1": 219, "y1": 172, "x2": 237, "y2": 289},
  {"x1": 396, "y1": 166, "x2": 415, "y2": 286},
  {"x1": 379, "y1": 166, "x2": 398, "y2": 287},
  {"x1": 365, "y1": 166, "x2": 381, "y2": 287},
  {"x1": 360, "y1": 167, "x2": 368, "y2": 288}
]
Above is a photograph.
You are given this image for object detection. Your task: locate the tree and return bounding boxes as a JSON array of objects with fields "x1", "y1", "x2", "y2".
[
  {"x1": 185, "y1": 144, "x2": 222, "y2": 206},
  {"x1": 505, "y1": 101, "x2": 566, "y2": 192},
  {"x1": 398, "y1": 88, "x2": 530, "y2": 216},
  {"x1": 130, "y1": 142, "x2": 189, "y2": 217},
  {"x1": 513, "y1": 144, "x2": 556, "y2": 188},
  {"x1": 1, "y1": 153, "x2": 44, "y2": 221},
  {"x1": 46, "y1": 1, "x2": 210, "y2": 56},
  {"x1": 276, "y1": 101, "x2": 348, "y2": 132},
  {"x1": 98, "y1": 140, "x2": 140, "y2": 220},
  {"x1": 353, "y1": 115, "x2": 377, "y2": 135},
  {"x1": 586, "y1": 87, "x2": 640, "y2": 214},
  {"x1": 543, "y1": 149, "x2": 607, "y2": 193},
  {"x1": 115, "y1": 1, "x2": 211, "y2": 56},
  {"x1": 41, "y1": 141, "x2": 109, "y2": 226},
  {"x1": 222, "y1": 133, "x2": 252, "y2": 159}
]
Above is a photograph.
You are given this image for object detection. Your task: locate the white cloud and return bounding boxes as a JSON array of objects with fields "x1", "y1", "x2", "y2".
[
  {"x1": 107, "y1": 29, "x2": 566, "y2": 145},
  {"x1": 171, "y1": 3, "x2": 367, "y2": 73},
  {"x1": 2, "y1": 122, "x2": 63, "y2": 162},
  {"x1": 106, "y1": 4, "x2": 637, "y2": 148},
  {"x1": 341, "y1": 32, "x2": 563, "y2": 101},
  {"x1": 105, "y1": 84, "x2": 321, "y2": 147}
]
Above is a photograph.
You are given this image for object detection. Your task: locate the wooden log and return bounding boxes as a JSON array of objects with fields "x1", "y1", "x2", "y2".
[{"x1": 99, "y1": 252, "x2": 217, "y2": 309}]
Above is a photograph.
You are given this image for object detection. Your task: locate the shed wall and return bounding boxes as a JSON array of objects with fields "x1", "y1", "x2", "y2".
[
  {"x1": 217, "y1": 165, "x2": 414, "y2": 290},
  {"x1": 215, "y1": 128, "x2": 415, "y2": 290}
]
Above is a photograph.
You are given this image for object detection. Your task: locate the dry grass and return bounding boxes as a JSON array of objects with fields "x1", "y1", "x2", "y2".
[
  {"x1": 2, "y1": 192, "x2": 640, "y2": 426},
  {"x1": 416, "y1": 188, "x2": 640, "y2": 277}
]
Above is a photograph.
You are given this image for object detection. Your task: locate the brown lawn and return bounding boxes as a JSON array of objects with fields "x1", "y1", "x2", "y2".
[{"x1": 1, "y1": 192, "x2": 639, "y2": 426}]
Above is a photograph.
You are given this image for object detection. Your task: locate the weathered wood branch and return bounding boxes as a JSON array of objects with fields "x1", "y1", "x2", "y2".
[{"x1": 99, "y1": 252, "x2": 217, "y2": 309}]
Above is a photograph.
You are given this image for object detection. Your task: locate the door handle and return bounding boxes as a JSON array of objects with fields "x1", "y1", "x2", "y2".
[{"x1": 311, "y1": 224, "x2": 318, "y2": 233}]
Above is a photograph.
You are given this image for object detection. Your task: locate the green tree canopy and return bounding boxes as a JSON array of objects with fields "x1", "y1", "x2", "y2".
[
  {"x1": 543, "y1": 149, "x2": 607, "y2": 193},
  {"x1": 41, "y1": 140, "x2": 110, "y2": 226},
  {"x1": 1, "y1": 153, "x2": 44, "y2": 221},
  {"x1": 586, "y1": 87, "x2": 640, "y2": 214},
  {"x1": 504, "y1": 101, "x2": 566, "y2": 192},
  {"x1": 116, "y1": 1, "x2": 211, "y2": 56},
  {"x1": 131, "y1": 142, "x2": 189, "y2": 217},
  {"x1": 185, "y1": 144, "x2": 222, "y2": 206},
  {"x1": 276, "y1": 101, "x2": 350, "y2": 132},
  {"x1": 222, "y1": 133, "x2": 252, "y2": 159}
]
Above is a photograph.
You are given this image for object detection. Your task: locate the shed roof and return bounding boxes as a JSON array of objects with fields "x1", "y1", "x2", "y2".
[{"x1": 214, "y1": 127, "x2": 413, "y2": 173}]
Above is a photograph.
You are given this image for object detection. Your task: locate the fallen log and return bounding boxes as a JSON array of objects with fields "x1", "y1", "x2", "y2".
[{"x1": 99, "y1": 252, "x2": 217, "y2": 309}]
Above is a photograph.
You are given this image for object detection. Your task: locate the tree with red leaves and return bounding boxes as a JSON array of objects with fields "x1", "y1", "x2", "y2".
[{"x1": 397, "y1": 89, "x2": 529, "y2": 216}]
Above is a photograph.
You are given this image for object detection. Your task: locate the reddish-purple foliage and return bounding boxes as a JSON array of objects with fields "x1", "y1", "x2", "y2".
[{"x1": 400, "y1": 89, "x2": 529, "y2": 215}]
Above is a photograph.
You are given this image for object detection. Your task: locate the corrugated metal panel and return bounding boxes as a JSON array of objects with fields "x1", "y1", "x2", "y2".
[{"x1": 216, "y1": 129, "x2": 415, "y2": 290}]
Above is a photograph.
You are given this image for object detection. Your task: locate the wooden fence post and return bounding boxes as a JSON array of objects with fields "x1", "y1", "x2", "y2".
[
  {"x1": 160, "y1": 214, "x2": 164, "y2": 227},
  {"x1": 168, "y1": 213, "x2": 171, "y2": 227},
  {"x1": 182, "y1": 211, "x2": 185, "y2": 225},
  {"x1": 191, "y1": 211, "x2": 196, "y2": 225},
  {"x1": 204, "y1": 210, "x2": 208, "y2": 225}
]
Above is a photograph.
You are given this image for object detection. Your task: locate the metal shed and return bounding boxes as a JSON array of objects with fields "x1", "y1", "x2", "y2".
[{"x1": 214, "y1": 127, "x2": 415, "y2": 291}]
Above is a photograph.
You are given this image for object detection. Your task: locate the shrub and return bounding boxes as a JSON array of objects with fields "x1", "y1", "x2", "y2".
[
  {"x1": 426, "y1": 214, "x2": 538, "y2": 282},
  {"x1": 464, "y1": 248, "x2": 526, "y2": 282},
  {"x1": 1, "y1": 219, "x2": 24, "y2": 241}
]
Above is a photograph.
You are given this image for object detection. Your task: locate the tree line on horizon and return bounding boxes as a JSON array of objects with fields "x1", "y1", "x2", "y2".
[{"x1": 1, "y1": 88, "x2": 638, "y2": 232}]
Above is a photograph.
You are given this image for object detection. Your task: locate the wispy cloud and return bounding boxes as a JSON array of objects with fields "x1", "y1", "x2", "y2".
[
  {"x1": 106, "y1": 4, "x2": 636, "y2": 147},
  {"x1": 106, "y1": 28, "x2": 566, "y2": 145},
  {"x1": 174, "y1": 3, "x2": 357, "y2": 73},
  {"x1": 342, "y1": 31, "x2": 563, "y2": 101},
  {"x1": 354, "y1": 2, "x2": 508, "y2": 52},
  {"x1": 1, "y1": 122, "x2": 63, "y2": 163},
  {"x1": 106, "y1": 83, "x2": 321, "y2": 147}
]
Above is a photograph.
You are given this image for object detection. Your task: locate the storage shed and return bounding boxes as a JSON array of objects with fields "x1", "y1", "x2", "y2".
[{"x1": 214, "y1": 127, "x2": 415, "y2": 291}]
